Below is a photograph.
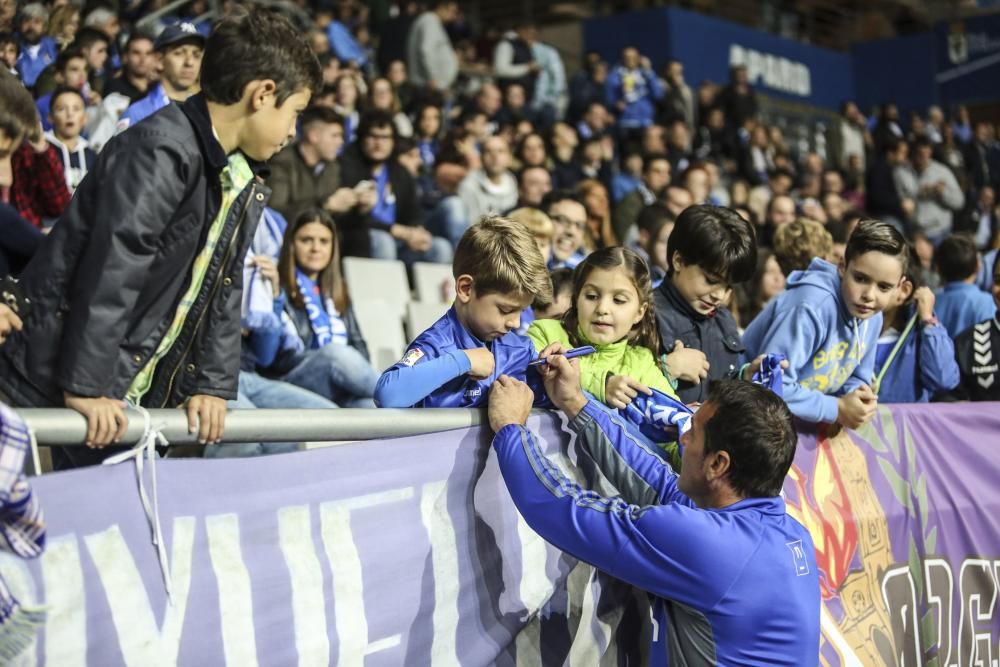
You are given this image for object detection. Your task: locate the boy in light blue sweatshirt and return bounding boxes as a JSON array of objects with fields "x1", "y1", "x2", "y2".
[{"x1": 742, "y1": 220, "x2": 908, "y2": 429}]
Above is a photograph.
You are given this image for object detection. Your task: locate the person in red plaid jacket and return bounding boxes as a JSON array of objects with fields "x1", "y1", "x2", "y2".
[{"x1": 8, "y1": 123, "x2": 70, "y2": 228}]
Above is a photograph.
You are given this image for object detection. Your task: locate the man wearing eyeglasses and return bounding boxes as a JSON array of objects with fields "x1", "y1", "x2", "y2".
[
  {"x1": 339, "y1": 109, "x2": 452, "y2": 265},
  {"x1": 543, "y1": 190, "x2": 588, "y2": 270}
]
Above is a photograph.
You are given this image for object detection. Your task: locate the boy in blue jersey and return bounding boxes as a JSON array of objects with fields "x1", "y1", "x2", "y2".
[
  {"x1": 488, "y1": 357, "x2": 820, "y2": 666},
  {"x1": 374, "y1": 215, "x2": 555, "y2": 408},
  {"x1": 742, "y1": 220, "x2": 908, "y2": 429}
]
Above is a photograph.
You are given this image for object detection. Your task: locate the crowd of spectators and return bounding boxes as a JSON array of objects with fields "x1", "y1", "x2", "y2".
[{"x1": 1, "y1": 0, "x2": 999, "y2": 464}]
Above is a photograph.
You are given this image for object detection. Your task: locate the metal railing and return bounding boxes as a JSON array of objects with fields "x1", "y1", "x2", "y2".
[{"x1": 15, "y1": 408, "x2": 485, "y2": 446}]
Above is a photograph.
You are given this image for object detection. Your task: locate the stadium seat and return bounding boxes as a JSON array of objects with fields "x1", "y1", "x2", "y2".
[
  {"x1": 406, "y1": 301, "x2": 450, "y2": 340},
  {"x1": 351, "y1": 298, "x2": 408, "y2": 371},
  {"x1": 412, "y1": 262, "x2": 455, "y2": 304},
  {"x1": 343, "y1": 257, "x2": 411, "y2": 320}
]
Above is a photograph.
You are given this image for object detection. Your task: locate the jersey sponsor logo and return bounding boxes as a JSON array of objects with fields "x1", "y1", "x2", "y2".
[
  {"x1": 786, "y1": 540, "x2": 811, "y2": 576},
  {"x1": 399, "y1": 348, "x2": 424, "y2": 367},
  {"x1": 464, "y1": 386, "x2": 482, "y2": 399}
]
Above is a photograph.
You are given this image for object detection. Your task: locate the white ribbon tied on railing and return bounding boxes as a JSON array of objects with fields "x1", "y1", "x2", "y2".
[{"x1": 102, "y1": 404, "x2": 172, "y2": 601}]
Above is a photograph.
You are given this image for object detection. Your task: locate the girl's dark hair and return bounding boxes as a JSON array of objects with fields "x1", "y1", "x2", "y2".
[
  {"x1": 278, "y1": 208, "x2": 350, "y2": 314},
  {"x1": 561, "y1": 247, "x2": 661, "y2": 355},
  {"x1": 200, "y1": 6, "x2": 322, "y2": 106},
  {"x1": 514, "y1": 131, "x2": 548, "y2": 166},
  {"x1": 667, "y1": 205, "x2": 757, "y2": 284}
]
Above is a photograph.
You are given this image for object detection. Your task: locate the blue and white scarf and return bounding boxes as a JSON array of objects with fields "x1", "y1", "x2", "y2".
[
  {"x1": 295, "y1": 270, "x2": 347, "y2": 349},
  {"x1": 751, "y1": 353, "x2": 787, "y2": 397},
  {"x1": 619, "y1": 388, "x2": 693, "y2": 444}
]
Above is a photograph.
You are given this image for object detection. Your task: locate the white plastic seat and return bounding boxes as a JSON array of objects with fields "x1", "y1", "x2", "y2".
[
  {"x1": 351, "y1": 298, "x2": 408, "y2": 371},
  {"x1": 412, "y1": 261, "x2": 455, "y2": 304},
  {"x1": 406, "y1": 300, "x2": 450, "y2": 341},
  {"x1": 343, "y1": 257, "x2": 411, "y2": 321}
]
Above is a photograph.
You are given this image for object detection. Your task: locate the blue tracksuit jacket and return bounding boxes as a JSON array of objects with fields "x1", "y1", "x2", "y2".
[
  {"x1": 492, "y1": 400, "x2": 821, "y2": 666},
  {"x1": 375, "y1": 305, "x2": 549, "y2": 408}
]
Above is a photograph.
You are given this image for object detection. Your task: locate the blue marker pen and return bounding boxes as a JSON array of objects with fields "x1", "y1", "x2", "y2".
[{"x1": 527, "y1": 346, "x2": 597, "y2": 367}]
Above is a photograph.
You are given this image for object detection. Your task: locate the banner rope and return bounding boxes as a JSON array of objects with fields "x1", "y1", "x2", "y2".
[{"x1": 102, "y1": 404, "x2": 172, "y2": 601}]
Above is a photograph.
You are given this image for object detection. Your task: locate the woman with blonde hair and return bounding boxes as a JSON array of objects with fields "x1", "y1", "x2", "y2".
[{"x1": 47, "y1": 4, "x2": 79, "y2": 50}]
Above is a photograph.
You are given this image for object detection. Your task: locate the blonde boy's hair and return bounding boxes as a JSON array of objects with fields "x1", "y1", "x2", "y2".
[
  {"x1": 773, "y1": 218, "x2": 834, "y2": 275},
  {"x1": 507, "y1": 207, "x2": 554, "y2": 241},
  {"x1": 454, "y1": 215, "x2": 553, "y2": 302}
]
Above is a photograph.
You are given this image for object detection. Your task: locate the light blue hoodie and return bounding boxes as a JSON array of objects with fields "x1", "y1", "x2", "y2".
[{"x1": 741, "y1": 258, "x2": 880, "y2": 423}]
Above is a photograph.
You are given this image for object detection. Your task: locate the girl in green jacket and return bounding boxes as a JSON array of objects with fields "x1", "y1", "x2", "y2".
[{"x1": 527, "y1": 246, "x2": 678, "y2": 407}]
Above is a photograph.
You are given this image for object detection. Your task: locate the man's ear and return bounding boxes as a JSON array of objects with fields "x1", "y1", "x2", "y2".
[
  {"x1": 455, "y1": 274, "x2": 475, "y2": 304},
  {"x1": 247, "y1": 79, "x2": 278, "y2": 111},
  {"x1": 705, "y1": 449, "x2": 731, "y2": 485}
]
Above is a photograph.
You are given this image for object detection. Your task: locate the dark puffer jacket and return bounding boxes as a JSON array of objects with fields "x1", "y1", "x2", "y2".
[{"x1": 0, "y1": 94, "x2": 268, "y2": 409}]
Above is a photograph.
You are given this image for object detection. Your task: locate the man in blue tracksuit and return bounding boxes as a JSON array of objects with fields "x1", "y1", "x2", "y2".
[{"x1": 488, "y1": 354, "x2": 820, "y2": 666}]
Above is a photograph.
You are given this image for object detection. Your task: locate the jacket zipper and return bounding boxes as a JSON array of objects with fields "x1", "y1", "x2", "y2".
[{"x1": 157, "y1": 183, "x2": 257, "y2": 407}]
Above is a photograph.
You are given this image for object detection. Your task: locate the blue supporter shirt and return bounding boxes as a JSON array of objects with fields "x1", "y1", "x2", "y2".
[
  {"x1": 492, "y1": 400, "x2": 821, "y2": 666},
  {"x1": 374, "y1": 305, "x2": 549, "y2": 408},
  {"x1": 116, "y1": 83, "x2": 170, "y2": 134},
  {"x1": 935, "y1": 281, "x2": 997, "y2": 338}
]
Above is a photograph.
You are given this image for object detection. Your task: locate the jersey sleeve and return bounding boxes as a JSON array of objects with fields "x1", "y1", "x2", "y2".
[
  {"x1": 374, "y1": 342, "x2": 471, "y2": 408},
  {"x1": 493, "y1": 420, "x2": 738, "y2": 610}
]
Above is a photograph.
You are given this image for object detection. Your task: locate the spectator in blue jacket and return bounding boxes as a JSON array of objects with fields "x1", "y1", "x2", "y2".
[
  {"x1": 934, "y1": 233, "x2": 997, "y2": 338},
  {"x1": 487, "y1": 361, "x2": 820, "y2": 667},
  {"x1": 872, "y1": 247, "x2": 959, "y2": 402},
  {"x1": 605, "y1": 46, "x2": 662, "y2": 135},
  {"x1": 15, "y1": 3, "x2": 58, "y2": 89}
]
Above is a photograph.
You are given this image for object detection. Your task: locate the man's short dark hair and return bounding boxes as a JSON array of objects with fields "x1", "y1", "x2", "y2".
[
  {"x1": 356, "y1": 109, "x2": 395, "y2": 141},
  {"x1": 299, "y1": 105, "x2": 343, "y2": 131},
  {"x1": 642, "y1": 152, "x2": 669, "y2": 173},
  {"x1": 125, "y1": 31, "x2": 154, "y2": 52},
  {"x1": 72, "y1": 27, "x2": 110, "y2": 50},
  {"x1": 200, "y1": 6, "x2": 322, "y2": 106},
  {"x1": 844, "y1": 219, "x2": 908, "y2": 273},
  {"x1": 882, "y1": 135, "x2": 902, "y2": 155},
  {"x1": 541, "y1": 189, "x2": 584, "y2": 213},
  {"x1": 636, "y1": 203, "x2": 674, "y2": 234},
  {"x1": 935, "y1": 233, "x2": 979, "y2": 283},
  {"x1": 704, "y1": 379, "x2": 797, "y2": 498},
  {"x1": 518, "y1": 164, "x2": 549, "y2": 186},
  {"x1": 667, "y1": 205, "x2": 757, "y2": 283},
  {"x1": 54, "y1": 47, "x2": 85, "y2": 73}
]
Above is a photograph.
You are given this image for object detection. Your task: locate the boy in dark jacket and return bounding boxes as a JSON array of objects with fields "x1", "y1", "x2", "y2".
[
  {"x1": 949, "y1": 256, "x2": 1000, "y2": 401},
  {"x1": 654, "y1": 205, "x2": 757, "y2": 404},
  {"x1": 0, "y1": 8, "x2": 321, "y2": 467}
]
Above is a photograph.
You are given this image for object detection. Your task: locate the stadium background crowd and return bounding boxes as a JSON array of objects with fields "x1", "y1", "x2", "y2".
[{"x1": 1, "y1": 0, "x2": 999, "y2": 462}]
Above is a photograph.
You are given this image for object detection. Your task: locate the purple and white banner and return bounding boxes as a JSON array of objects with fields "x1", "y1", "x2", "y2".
[
  {"x1": 3, "y1": 403, "x2": 1000, "y2": 666},
  {"x1": 0, "y1": 412, "x2": 647, "y2": 666}
]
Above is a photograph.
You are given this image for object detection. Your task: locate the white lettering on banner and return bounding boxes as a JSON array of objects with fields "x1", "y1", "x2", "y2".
[
  {"x1": 420, "y1": 481, "x2": 460, "y2": 665},
  {"x1": 320, "y1": 487, "x2": 413, "y2": 665},
  {"x1": 729, "y1": 44, "x2": 811, "y2": 97},
  {"x1": 567, "y1": 563, "x2": 603, "y2": 667},
  {"x1": 41, "y1": 535, "x2": 86, "y2": 667},
  {"x1": 277, "y1": 505, "x2": 330, "y2": 667},
  {"x1": 85, "y1": 519, "x2": 196, "y2": 667},
  {"x1": 206, "y1": 514, "x2": 259, "y2": 667}
]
